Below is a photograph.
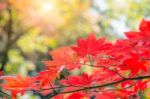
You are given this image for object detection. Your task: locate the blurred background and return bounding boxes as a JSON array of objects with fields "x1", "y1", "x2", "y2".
[{"x1": 0, "y1": 0, "x2": 150, "y2": 76}]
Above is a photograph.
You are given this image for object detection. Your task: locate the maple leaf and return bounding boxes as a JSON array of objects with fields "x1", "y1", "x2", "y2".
[
  {"x1": 44, "y1": 47, "x2": 80, "y2": 70},
  {"x1": 121, "y1": 80, "x2": 135, "y2": 88},
  {"x1": 53, "y1": 89, "x2": 92, "y2": 99},
  {"x1": 119, "y1": 55, "x2": 147, "y2": 76},
  {"x1": 36, "y1": 68, "x2": 59, "y2": 87},
  {"x1": 71, "y1": 33, "x2": 109, "y2": 57},
  {"x1": 92, "y1": 69, "x2": 118, "y2": 84},
  {"x1": 54, "y1": 92, "x2": 90, "y2": 99},
  {"x1": 95, "y1": 92, "x2": 116, "y2": 99},
  {"x1": 60, "y1": 73, "x2": 94, "y2": 87},
  {"x1": 139, "y1": 19, "x2": 150, "y2": 36},
  {"x1": 125, "y1": 31, "x2": 142, "y2": 39},
  {"x1": 1, "y1": 75, "x2": 37, "y2": 98},
  {"x1": 67, "y1": 92, "x2": 90, "y2": 99},
  {"x1": 134, "y1": 80, "x2": 148, "y2": 93},
  {"x1": 53, "y1": 94, "x2": 64, "y2": 99},
  {"x1": 106, "y1": 39, "x2": 136, "y2": 61},
  {"x1": 116, "y1": 90, "x2": 137, "y2": 99},
  {"x1": 125, "y1": 19, "x2": 150, "y2": 38}
]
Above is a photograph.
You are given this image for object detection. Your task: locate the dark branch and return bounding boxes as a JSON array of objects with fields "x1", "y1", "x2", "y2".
[
  {"x1": 43, "y1": 75, "x2": 150, "y2": 98},
  {"x1": 0, "y1": 90, "x2": 11, "y2": 98}
]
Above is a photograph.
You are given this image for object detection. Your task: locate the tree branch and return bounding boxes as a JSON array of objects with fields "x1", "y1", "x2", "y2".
[
  {"x1": 0, "y1": 90, "x2": 11, "y2": 98},
  {"x1": 0, "y1": 4, "x2": 13, "y2": 71},
  {"x1": 43, "y1": 75, "x2": 150, "y2": 98}
]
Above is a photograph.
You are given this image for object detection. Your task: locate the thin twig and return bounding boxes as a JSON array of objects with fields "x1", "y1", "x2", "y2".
[
  {"x1": 0, "y1": 90, "x2": 11, "y2": 98},
  {"x1": 82, "y1": 63, "x2": 125, "y2": 79}
]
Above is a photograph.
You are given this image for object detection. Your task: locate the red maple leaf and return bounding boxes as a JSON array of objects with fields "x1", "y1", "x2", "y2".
[
  {"x1": 134, "y1": 80, "x2": 148, "y2": 92},
  {"x1": 60, "y1": 73, "x2": 94, "y2": 87},
  {"x1": 95, "y1": 92, "x2": 116, "y2": 99},
  {"x1": 44, "y1": 47, "x2": 80, "y2": 70},
  {"x1": 54, "y1": 92, "x2": 90, "y2": 99},
  {"x1": 139, "y1": 19, "x2": 150, "y2": 36},
  {"x1": 71, "y1": 33, "x2": 109, "y2": 57},
  {"x1": 125, "y1": 19, "x2": 150, "y2": 38},
  {"x1": 119, "y1": 55, "x2": 147, "y2": 76},
  {"x1": 116, "y1": 90, "x2": 137, "y2": 99},
  {"x1": 121, "y1": 80, "x2": 135, "y2": 88},
  {"x1": 67, "y1": 92, "x2": 90, "y2": 99},
  {"x1": 36, "y1": 68, "x2": 59, "y2": 87},
  {"x1": 92, "y1": 69, "x2": 118, "y2": 84},
  {"x1": 1, "y1": 75, "x2": 37, "y2": 98}
]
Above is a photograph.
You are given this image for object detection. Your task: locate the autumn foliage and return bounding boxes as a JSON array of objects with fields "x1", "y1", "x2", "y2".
[{"x1": 1, "y1": 19, "x2": 150, "y2": 99}]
